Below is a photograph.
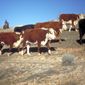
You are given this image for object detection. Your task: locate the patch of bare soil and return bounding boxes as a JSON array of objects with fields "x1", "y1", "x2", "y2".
[{"x1": 0, "y1": 31, "x2": 85, "y2": 85}]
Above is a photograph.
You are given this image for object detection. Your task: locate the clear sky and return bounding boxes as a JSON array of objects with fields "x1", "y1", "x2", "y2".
[{"x1": 0, "y1": 0, "x2": 85, "y2": 27}]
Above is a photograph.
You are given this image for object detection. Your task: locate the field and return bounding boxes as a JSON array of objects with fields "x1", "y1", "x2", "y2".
[{"x1": 0, "y1": 29, "x2": 85, "y2": 85}]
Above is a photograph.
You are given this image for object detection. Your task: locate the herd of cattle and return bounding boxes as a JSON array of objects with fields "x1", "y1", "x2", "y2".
[{"x1": 0, "y1": 14, "x2": 85, "y2": 56}]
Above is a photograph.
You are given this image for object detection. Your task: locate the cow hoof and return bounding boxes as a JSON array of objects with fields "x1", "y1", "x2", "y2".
[
  {"x1": 7, "y1": 53, "x2": 11, "y2": 56},
  {"x1": 76, "y1": 30, "x2": 78, "y2": 32},
  {"x1": 0, "y1": 51, "x2": 2, "y2": 55},
  {"x1": 48, "y1": 50, "x2": 51, "y2": 55},
  {"x1": 38, "y1": 53, "x2": 41, "y2": 55},
  {"x1": 27, "y1": 53, "x2": 31, "y2": 56},
  {"x1": 19, "y1": 51, "x2": 24, "y2": 56}
]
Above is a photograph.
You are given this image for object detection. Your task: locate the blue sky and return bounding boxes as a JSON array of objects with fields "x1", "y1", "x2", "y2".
[{"x1": 0, "y1": 0, "x2": 85, "y2": 27}]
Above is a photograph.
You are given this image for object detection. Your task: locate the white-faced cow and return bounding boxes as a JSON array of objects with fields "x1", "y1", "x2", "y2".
[
  {"x1": 78, "y1": 18, "x2": 85, "y2": 44},
  {"x1": 19, "y1": 28, "x2": 56, "y2": 55},
  {"x1": 0, "y1": 32, "x2": 23, "y2": 55},
  {"x1": 34, "y1": 21, "x2": 62, "y2": 42},
  {"x1": 59, "y1": 14, "x2": 79, "y2": 32}
]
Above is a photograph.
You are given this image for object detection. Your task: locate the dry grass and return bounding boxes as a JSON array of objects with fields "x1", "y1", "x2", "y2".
[
  {"x1": 0, "y1": 30, "x2": 85, "y2": 85},
  {"x1": 0, "y1": 28, "x2": 14, "y2": 32}
]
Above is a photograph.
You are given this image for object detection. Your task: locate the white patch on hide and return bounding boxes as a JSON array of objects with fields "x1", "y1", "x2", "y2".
[
  {"x1": 1, "y1": 41, "x2": 5, "y2": 45},
  {"x1": 26, "y1": 40, "x2": 37, "y2": 45},
  {"x1": 41, "y1": 28, "x2": 56, "y2": 46},
  {"x1": 41, "y1": 27, "x2": 48, "y2": 30},
  {"x1": 59, "y1": 29, "x2": 63, "y2": 33},
  {"x1": 15, "y1": 32, "x2": 21, "y2": 35},
  {"x1": 48, "y1": 28, "x2": 56, "y2": 40},
  {"x1": 48, "y1": 49, "x2": 51, "y2": 54},
  {"x1": 0, "y1": 50, "x2": 2, "y2": 55},
  {"x1": 41, "y1": 38, "x2": 48, "y2": 46},
  {"x1": 27, "y1": 44, "x2": 31, "y2": 55},
  {"x1": 13, "y1": 35, "x2": 23, "y2": 48},
  {"x1": 46, "y1": 32, "x2": 56, "y2": 40}
]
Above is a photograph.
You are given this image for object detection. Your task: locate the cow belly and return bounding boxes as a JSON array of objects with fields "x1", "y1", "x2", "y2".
[{"x1": 26, "y1": 40, "x2": 38, "y2": 45}]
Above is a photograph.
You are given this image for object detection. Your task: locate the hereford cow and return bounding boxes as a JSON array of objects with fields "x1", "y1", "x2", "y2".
[
  {"x1": 78, "y1": 18, "x2": 85, "y2": 44},
  {"x1": 0, "y1": 32, "x2": 23, "y2": 55},
  {"x1": 14, "y1": 24, "x2": 35, "y2": 33},
  {"x1": 19, "y1": 28, "x2": 56, "y2": 55},
  {"x1": 34, "y1": 21, "x2": 62, "y2": 41},
  {"x1": 59, "y1": 14, "x2": 79, "y2": 31}
]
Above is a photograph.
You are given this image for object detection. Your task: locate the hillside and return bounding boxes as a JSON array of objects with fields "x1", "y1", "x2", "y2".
[{"x1": 0, "y1": 30, "x2": 85, "y2": 85}]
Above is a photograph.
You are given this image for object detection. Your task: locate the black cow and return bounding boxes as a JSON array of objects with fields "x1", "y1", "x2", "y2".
[
  {"x1": 78, "y1": 19, "x2": 85, "y2": 44},
  {"x1": 14, "y1": 24, "x2": 35, "y2": 33}
]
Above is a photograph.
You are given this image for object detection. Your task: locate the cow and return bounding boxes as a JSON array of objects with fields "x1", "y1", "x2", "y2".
[
  {"x1": 34, "y1": 21, "x2": 62, "y2": 42},
  {"x1": 78, "y1": 18, "x2": 85, "y2": 44},
  {"x1": 59, "y1": 14, "x2": 79, "y2": 32},
  {"x1": 14, "y1": 24, "x2": 35, "y2": 33},
  {"x1": 0, "y1": 32, "x2": 23, "y2": 55},
  {"x1": 19, "y1": 28, "x2": 57, "y2": 55},
  {"x1": 61, "y1": 19, "x2": 72, "y2": 31}
]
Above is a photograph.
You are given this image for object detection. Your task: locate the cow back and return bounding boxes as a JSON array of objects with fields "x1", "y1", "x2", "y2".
[
  {"x1": 23, "y1": 29, "x2": 48, "y2": 42},
  {"x1": 35, "y1": 21, "x2": 62, "y2": 32},
  {"x1": 0, "y1": 32, "x2": 20, "y2": 45}
]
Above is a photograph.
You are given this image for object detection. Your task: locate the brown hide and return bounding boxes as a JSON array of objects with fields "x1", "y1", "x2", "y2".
[
  {"x1": 34, "y1": 21, "x2": 61, "y2": 38},
  {"x1": 0, "y1": 32, "x2": 20, "y2": 46},
  {"x1": 22, "y1": 29, "x2": 49, "y2": 44},
  {"x1": 59, "y1": 14, "x2": 79, "y2": 27},
  {"x1": 59, "y1": 14, "x2": 79, "y2": 21},
  {"x1": 35, "y1": 21, "x2": 61, "y2": 31},
  {"x1": 0, "y1": 32, "x2": 21, "y2": 55}
]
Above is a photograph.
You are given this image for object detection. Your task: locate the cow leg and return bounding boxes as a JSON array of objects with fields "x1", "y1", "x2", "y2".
[
  {"x1": 19, "y1": 42, "x2": 25, "y2": 55},
  {"x1": 26, "y1": 44, "x2": 31, "y2": 56},
  {"x1": 0, "y1": 44, "x2": 3, "y2": 55},
  {"x1": 46, "y1": 41, "x2": 51, "y2": 55},
  {"x1": 79, "y1": 31, "x2": 84, "y2": 44},
  {"x1": 0, "y1": 50, "x2": 2, "y2": 55},
  {"x1": 69, "y1": 25, "x2": 72, "y2": 32},
  {"x1": 38, "y1": 42, "x2": 41, "y2": 55},
  {"x1": 55, "y1": 31, "x2": 61, "y2": 44},
  {"x1": 8, "y1": 45, "x2": 13, "y2": 56},
  {"x1": 0, "y1": 42, "x2": 5, "y2": 55},
  {"x1": 57, "y1": 34, "x2": 61, "y2": 44},
  {"x1": 69, "y1": 27, "x2": 71, "y2": 32}
]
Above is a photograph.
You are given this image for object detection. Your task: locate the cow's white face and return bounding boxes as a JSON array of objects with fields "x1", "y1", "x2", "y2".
[
  {"x1": 47, "y1": 28, "x2": 56, "y2": 40},
  {"x1": 13, "y1": 35, "x2": 23, "y2": 48},
  {"x1": 41, "y1": 28, "x2": 56, "y2": 46}
]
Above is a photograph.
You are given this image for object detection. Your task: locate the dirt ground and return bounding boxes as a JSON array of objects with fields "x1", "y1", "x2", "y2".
[{"x1": 0, "y1": 30, "x2": 85, "y2": 85}]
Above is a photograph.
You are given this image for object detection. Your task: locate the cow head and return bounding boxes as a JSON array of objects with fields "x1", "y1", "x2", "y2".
[
  {"x1": 41, "y1": 28, "x2": 56, "y2": 46},
  {"x1": 0, "y1": 42, "x2": 5, "y2": 55},
  {"x1": 13, "y1": 34, "x2": 23, "y2": 48},
  {"x1": 47, "y1": 28, "x2": 56, "y2": 40}
]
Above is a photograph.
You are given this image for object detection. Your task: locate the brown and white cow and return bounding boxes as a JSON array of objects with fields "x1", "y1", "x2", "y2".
[
  {"x1": 34, "y1": 21, "x2": 62, "y2": 41},
  {"x1": 20, "y1": 28, "x2": 56, "y2": 55},
  {"x1": 0, "y1": 32, "x2": 23, "y2": 55},
  {"x1": 59, "y1": 14, "x2": 79, "y2": 32}
]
